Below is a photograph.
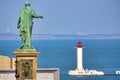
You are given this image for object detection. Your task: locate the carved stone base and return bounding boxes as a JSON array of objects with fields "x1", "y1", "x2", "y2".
[{"x1": 13, "y1": 49, "x2": 40, "y2": 80}]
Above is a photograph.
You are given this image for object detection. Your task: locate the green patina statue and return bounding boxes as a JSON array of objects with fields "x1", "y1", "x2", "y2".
[{"x1": 17, "y1": 2, "x2": 43, "y2": 49}]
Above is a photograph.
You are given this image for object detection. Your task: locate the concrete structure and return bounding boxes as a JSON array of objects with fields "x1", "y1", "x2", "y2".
[
  {"x1": 77, "y1": 42, "x2": 83, "y2": 70},
  {"x1": 0, "y1": 55, "x2": 15, "y2": 69},
  {"x1": 0, "y1": 68, "x2": 59, "y2": 80},
  {"x1": 37, "y1": 68, "x2": 59, "y2": 80},
  {"x1": 0, "y1": 55, "x2": 60, "y2": 80},
  {"x1": 68, "y1": 42, "x2": 104, "y2": 76},
  {"x1": 116, "y1": 70, "x2": 120, "y2": 75},
  {"x1": 13, "y1": 49, "x2": 39, "y2": 80}
]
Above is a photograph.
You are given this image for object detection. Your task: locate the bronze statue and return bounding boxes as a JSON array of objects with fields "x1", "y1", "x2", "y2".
[
  {"x1": 17, "y1": 2, "x2": 43, "y2": 49},
  {"x1": 23, "y1": 62, "x2": 30, "y2": 77},
  {"x1": 21, "y1": 61, "x2": 32, "y2": 78}
]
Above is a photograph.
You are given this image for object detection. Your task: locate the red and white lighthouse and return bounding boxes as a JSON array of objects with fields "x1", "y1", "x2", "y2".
[
  {"x1": 77, "y1": 41, "x2": 83, "y2": 70},
  {"x1": 68, "y1": 41, "x2": 104, "y2": 75}
]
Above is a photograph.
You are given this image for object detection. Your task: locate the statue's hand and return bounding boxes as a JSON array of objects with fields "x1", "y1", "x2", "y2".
[{"x1": 39, "y1": 16, "x2": 43, "y2": 19}]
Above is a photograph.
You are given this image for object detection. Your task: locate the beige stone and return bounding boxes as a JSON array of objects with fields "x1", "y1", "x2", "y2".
[
  {"x1": 0, "y1": 55, "x2": 16, "y2": 69},
  {"x1": 11, "y1": 58, "x2": 16, "y2": 69},
  {"x1": 0, "y1": 55, "x2": 11, "y2": 69},
  {"x1": 13, "y1": 49, "x2": 40, "y2": 80}
]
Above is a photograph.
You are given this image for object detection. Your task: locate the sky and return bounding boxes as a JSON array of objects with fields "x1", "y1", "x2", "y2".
[{"x1": 0, "y1": 0, "x2": 120, "y2": 34}]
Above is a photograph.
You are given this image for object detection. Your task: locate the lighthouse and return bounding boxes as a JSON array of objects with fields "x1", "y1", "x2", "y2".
[
  {"x1": 68, "y1": 41, "x2": 104, "y2": 76},
  {"x1": 77, "y1": 42, "x2": 83, "y2": 70}
]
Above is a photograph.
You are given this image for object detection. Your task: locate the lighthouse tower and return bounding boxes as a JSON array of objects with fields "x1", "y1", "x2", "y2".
[
  {"x1": 77, "y1": 42, "x2": 83, "y2": 70},
  {"x1": 68, "y1": 41, "x2": 104, "y2": 75}
]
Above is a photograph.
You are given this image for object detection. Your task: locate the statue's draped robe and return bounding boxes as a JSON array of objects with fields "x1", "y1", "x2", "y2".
[{"x1": 18, "y1": 7, "x2": 40, "y2": 48}]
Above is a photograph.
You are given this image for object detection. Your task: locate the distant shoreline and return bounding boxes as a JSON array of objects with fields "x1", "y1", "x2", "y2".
[{"x1": 0, "y1": 33, "x2": 120, "y2": 40}]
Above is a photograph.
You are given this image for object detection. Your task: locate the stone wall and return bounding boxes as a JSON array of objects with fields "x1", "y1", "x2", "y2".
[
  {"x1": 0, "y1": 68, "x2": 59, "y2": 80},
  {"x1": 0, "y1": 55, "x2": 15, "y2": 69},
  {"x1": 37, "y1": 68, "x2": 59, "y2": 80},
  {"x1": 0, "y1": 69, "x2": 15, "y2": 80},
  {"x1": 0, "y1": 56, "x2": 11, "y2": 69},
  {"x1": 0, "y1": 56, "x2": 60, "y2": 80}
]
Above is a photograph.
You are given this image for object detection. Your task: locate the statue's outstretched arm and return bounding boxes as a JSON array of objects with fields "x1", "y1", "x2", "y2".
[{"x1": 32, "y1": 9, "x2": 43, "y2": 19}]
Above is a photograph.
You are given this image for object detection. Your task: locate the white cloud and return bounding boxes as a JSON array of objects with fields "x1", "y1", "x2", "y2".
[{"x1": 76, "y1": 32, "x2": 88, "y2": 35}]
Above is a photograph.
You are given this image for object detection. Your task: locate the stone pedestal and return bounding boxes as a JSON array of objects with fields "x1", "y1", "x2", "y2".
[{"x1": 13, "y1": 49, "x2": 40, "y2": 80}]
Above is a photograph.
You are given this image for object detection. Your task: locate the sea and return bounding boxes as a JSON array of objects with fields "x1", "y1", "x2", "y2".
[{"x1": 0, "y1": 39, "x2": 120, "y2": 80}]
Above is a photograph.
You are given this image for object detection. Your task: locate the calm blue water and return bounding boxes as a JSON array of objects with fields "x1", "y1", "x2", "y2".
[{"x1": 0, "y1": 39, "x2": 120, "y2": 80}]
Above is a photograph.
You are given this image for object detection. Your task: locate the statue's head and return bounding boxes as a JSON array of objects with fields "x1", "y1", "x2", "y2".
[{"x1": 25, "y1": 2, "x2": 30, "y2": 7}]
